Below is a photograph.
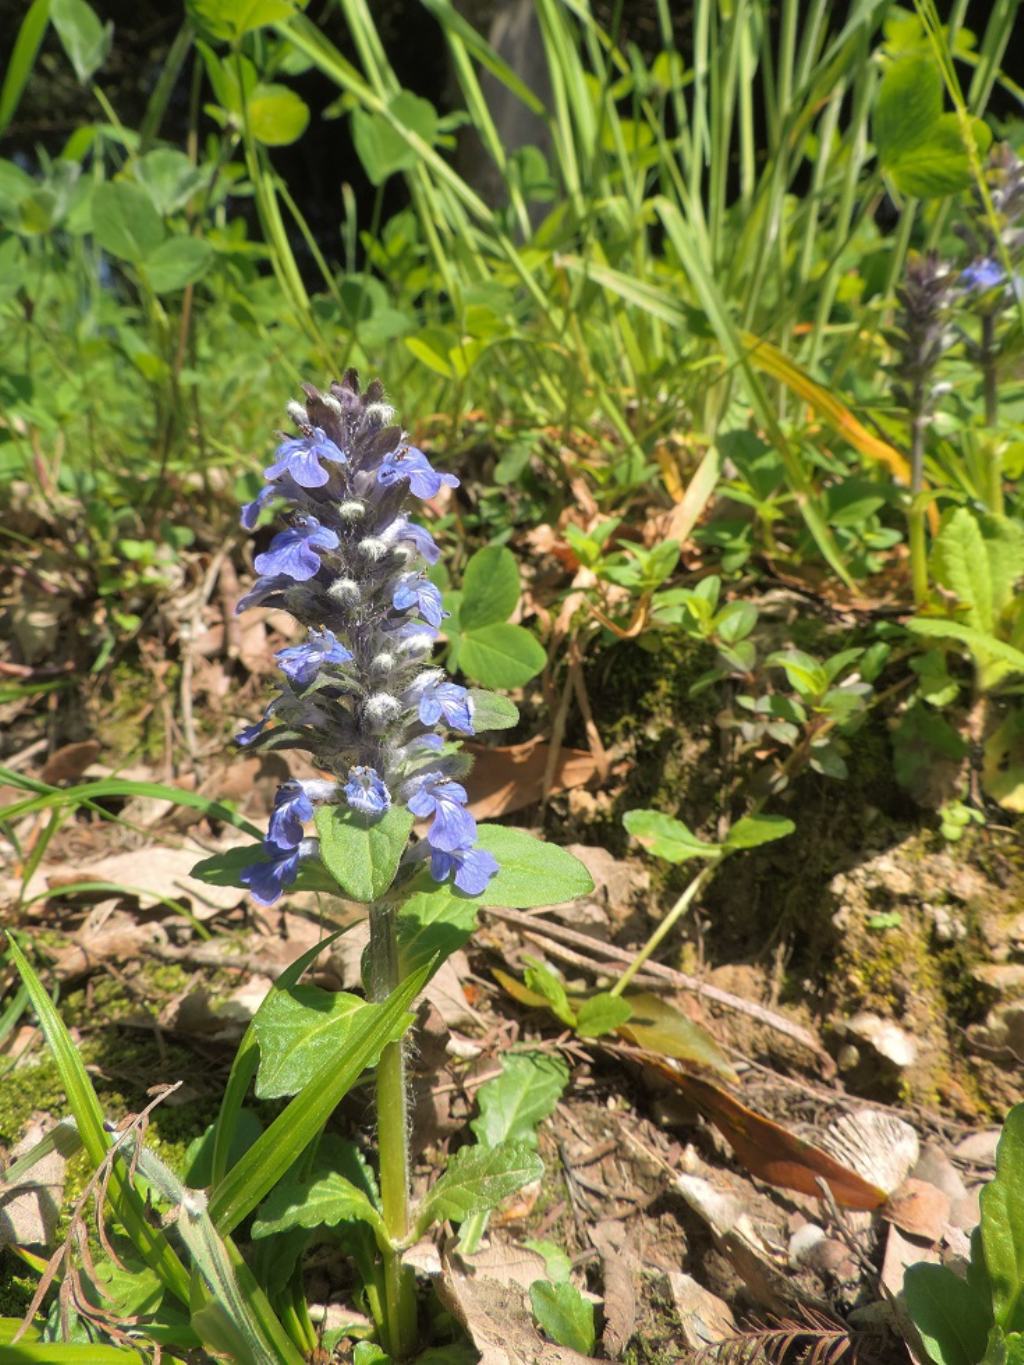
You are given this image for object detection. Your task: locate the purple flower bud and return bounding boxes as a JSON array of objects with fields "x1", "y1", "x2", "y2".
[
  {"x1": 265, "y1": 428, "x2": 347, "y2": 488},
  {"x1": 407, "y1": 771, "x2": 475, "y2": 852},
  {"x1": 429, "y1": 845, "x2": 499, "y2": 896},
  {"x1": 253, "y1": 516, "x2": 339, "y2": 582},
  {"x1": 344, "y1": 765, "x2": 391, "y2": 816},
  {"x1": 393, "y1": 573, "x2": 447, "y2": 629},
  {"x1": 377, "y1": 446, "x2": 459, "y2": 501},
  {"x1": 276, "y1": 627, "x2": 352, "y2": 688}
]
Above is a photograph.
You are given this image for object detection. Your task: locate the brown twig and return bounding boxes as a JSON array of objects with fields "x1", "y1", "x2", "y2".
[{"x1": 481, "y1": 906, "x2": 830, "y2": 1065}]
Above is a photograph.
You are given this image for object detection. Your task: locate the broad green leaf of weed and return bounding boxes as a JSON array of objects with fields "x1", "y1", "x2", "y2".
[
  {"x1": 982, "y1": 1104, "x2": 1024, "y2": 1332},
  {"x1": 458, "y1": 622, "x2": 547, "y2": 689},
  {"x1": 470, "y1": 1051, "x2": 569, "y2": 1148},
  {"x1": 460, "y1": 545, "x2": 520, "y2": 629},
  {"x1": 416, "y1": 1141, "x2": 543, "y2": 1231},
  {"x1": 315, "y1": 804, "x2": 414, "y2": 902},
  {"x1": 252, "y1": 986, "x2": 369, "y2": 1098},
  {"x1": 623, "y1": 809, "x2": 721, "y2": 863},
  {"x1": 725, "y1": 814, "x2": 795, "y2": 850},
  {"x1": 903, "y1": 1262, "x2": 991, "y2": 1365},
  {"x1": 575, "y1": 992, "x2": 633, "y2": 1038},
  {"x1": 522, "y1": 958, "x2": 577, "y2": 1028},
  {"x1": 529, "y1": 1279, "x2": 596, "y2": 1355},
  {"x1": 476, "y1": 826, "x2": 594, "y2": 907},
  {"x1": 467, "y1": 689, "x2": 519, "y2": 732}
]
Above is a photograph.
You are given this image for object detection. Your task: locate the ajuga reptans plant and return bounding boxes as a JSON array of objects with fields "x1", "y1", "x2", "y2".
[{"x1": 234, "y1": 371, "x2": 497, "y2": 905}]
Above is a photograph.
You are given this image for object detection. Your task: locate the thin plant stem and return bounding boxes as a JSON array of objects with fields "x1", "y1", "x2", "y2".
[
  {"x1": 367, "y1": 902, "x2": 417, "y2": 1359},
  {"x1": 609, "y1": 862, "x2": 718, "y2": 998}
]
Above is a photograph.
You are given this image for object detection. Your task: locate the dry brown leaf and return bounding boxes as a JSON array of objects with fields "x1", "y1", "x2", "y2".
[
  {"x1": 590, "y1": 1220, "x2": 639, "y2": 1358},
  {"x1": 666, "y1": 1271, "x2": 737, "y2": 1350},
  {"x1": 38, "y1": 741, "x2": 101, "y2": 786},
  {"x1": 655, "y1": 1066, "x2": 888, "y2": 1210},
  {"x1": 882, "y1": 1178, "x2": 950, "y2": 1243},
  {"x1": 0, "y1": 1117, "x2": 71, "y2": 1250},
  {"x1": 881, "y1": 1220, "x2": 940, "y2": 1298},
  {"x1": 465, "y1": 737, "x2": 596, "y2": 820}
]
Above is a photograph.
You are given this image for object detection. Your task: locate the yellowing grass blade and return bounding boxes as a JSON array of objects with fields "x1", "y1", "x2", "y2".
[{"x1": 739, "y1": 331, "x2": 912, "y2": 484}]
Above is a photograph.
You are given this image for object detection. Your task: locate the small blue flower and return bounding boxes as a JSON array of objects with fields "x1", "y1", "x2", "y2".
[
  {"x1": 240, "y1": 839, "x2": 303, "y2": 906},
  {"x1": 235, "y1": 574, "x2": 293, "y2": 614},
  {"x1": 267, "y1": 781, "x2": 315, "y2": 848},
  {"x1": 430, "y1": 845, "x2": 499, "y2": 896},
  {"x1": 377, "y1": 447, "x2": 459, "y2": 501},
  {"x1": 265, "y1": 428, "x2": 347, "y2": 489},
  {"x1": 414, "y1": 679, "x2": 475, "y2": 733},
  {"x1": 240, "y1": 483, "x2": 282, "y2": 531},
  {"x1": 393, "y1": 573, "x2": 447, "y2": 629},
  {"x1": 961, "y1": 258, "x2": 1004, "y2": 292},
  {"x1": 389, "y1": 516, "x2": 440, "y2": 565},
  {"x1": 254, "y1": 517, "x2": 339, "y2": 582},
  {"x1": 235, "y1": 717, "x2": 269, "y2": 747},
  {"x1": 345, "y1": 765, "x2": 392, "y2": 816},
  {"x1": 276, "y1": 627, "x2": 352, "y2": 688},
  {"x1": 407, "y1": 772, "x2": 475, "y2": 852}
]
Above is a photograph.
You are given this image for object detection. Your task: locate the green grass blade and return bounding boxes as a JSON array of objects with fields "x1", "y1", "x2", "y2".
[
  {"x1": 0, "y1": 0, "x2": 51, "y2": 136},
  {"x1": 4, "y1": 935, "x2": 192, "y2": 1304},
  {"x1": 208, "y1": 962, "x2": 431, "y2": 1235}
]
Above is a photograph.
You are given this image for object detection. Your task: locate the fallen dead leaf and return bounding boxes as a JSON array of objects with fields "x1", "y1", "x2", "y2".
[
  {"x1": 39, "y1": 741, "x2": 101, "y2": 786},
  {"x1": 590, "y1": 1219, "x2": 639, "y2": 1358},
  {"x1": 666, "y1": 1271, "x2": 737, "y2": 1350},
  {"x1": 655, "y1": 1067, "x2": 889, "y2": 1210},
  {"x1": 465, "y1": 737, "x2": 596, "y2": 820},
  {"x1": 880, "y1": 1220, "x2": 940, "y2": 1299},
  {"x1": 0, "y1": 1117, "x2": 71, "y2": 1249},
  {"x1": 882, "y1": 1178, "x2": 950, "y2": 1243}
]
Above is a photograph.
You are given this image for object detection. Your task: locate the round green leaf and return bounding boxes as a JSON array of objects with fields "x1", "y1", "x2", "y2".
[
  {"x1": 461, "y1": 545, "x2": 520, "y2": 630},
  {"x1": 459, "y1": 623, "x2": 546, "y2": 689},
  {"x1": 91, "y1": 182, "x2": 165, "y2": 261},
  {"x1": 51, "y1": 0, "x2": 112, "y2": 85},
  {"x1": 144, "y1": 236, "x2": 214, "y2": 293},
  {"x1": 248, "y1": 83, "x2": 310, "y2": 146}
]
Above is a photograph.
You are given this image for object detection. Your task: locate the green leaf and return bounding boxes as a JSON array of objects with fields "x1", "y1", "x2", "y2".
[
  {"x1": 461, "y1": 545, "x2": 521, "y2": 630},
  {"x1": 522, "y1": 958, "x2": 577, "y2": 1028},
  {"x1": 135, "y1": 149, "x2": 206, "y2": 215},
  {"x1": 932, "y1": 510, "x2": 1024, "y2": 636},
  {"x1": 884, "y1": 115, "x2": 992, "y2": 197},
  {"x1": 144, "y1": 236, "x2": 214, "y2": 292},
  {"x1": 248, "y1": 83, "x2": 310, "y2": 146},
  {"x1": 725, "y1": 814, "x2": 795, "y2": 850},
  {"x1": 470, "y1": 1051, "x2": 569, "y2": 1148},
  {"x1": 984, "y1": 709, "x2": 1024, "y2": 813},
  {"x1": 617, "y1": 992, "x2": 738, "y2": 1083},
  {"x1": 982, "y1": 1103, "x2": 1024, "y2": 1332},
  {"x1": 208, "y1": 963, "x2": 427, "y2": 1235},
  {"x1": 468, "y1": 689, "x2": 519, "y2": 731},
  {"x1": 351, "y1": 90, "x2": 440, "y2": 186},
  {"x1": 529, "y1": 1279, "x2": 596, "y2": 1355},
  {"x1": 623, "y1": 809, "x2": 721, "y2": 863},
  {"x1": 874, "y1": 56, "x2": 943, "y2": 161},
  {"x1": 903, "y1": 1263, "x2": 992, "y2": 1365},
  {"x1": 252, "y1": 1170, "x2": 384, "y2": 1246},
  {"x1": 397, "y1": 880, "x2": 481, "y2": 975},
  {"x1": 458, "y1": 622, "x2": 547, "y2": 689},
  {"x1": 91, "y1": 182, "x2": 165, "y2": 262},
  {"x1": 766, "y1": 649, "x2": 829, "y2": 699},
  {"x1": 0, "y1": 1347, "x2": 147, "y2": 1362},
  {"x1": 187, "y1": 0, "x2": 297, "y2": 41},
  {"x1": 51, "y1": 0, "x2": 111, "y2": 84},
  {"x1": 906, "y1": 619, "x2": 1024, "y2": 679},
  {"x1": 253, "y1": 986, "x2": 369, "y2": 1099},
  {"x1": 417, "y1": 1141, "x2": 543, "y2": 1230},
  {"x1": 575, "y1": 992, "x2": 633, "y2": 1038},
  {"x1": 476, "y1": 825, "x2": 595, "y2": 908},
  {"x1": 315, "y1": 804, "x2": 414, "y2": 902}
]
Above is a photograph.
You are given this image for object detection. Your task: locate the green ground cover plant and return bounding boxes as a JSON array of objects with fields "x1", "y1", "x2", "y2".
[{"x1": 0, "y1": 0, "x2": 1022, "y2": 1360}]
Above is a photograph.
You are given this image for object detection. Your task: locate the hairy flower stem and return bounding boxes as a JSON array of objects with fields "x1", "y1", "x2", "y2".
[
  {"x1": 368, "y1": 903, "x2": 417, "y2": 1359},
  {"x1": 908, "y1": 402, "x2": 930, "y2": 608}
]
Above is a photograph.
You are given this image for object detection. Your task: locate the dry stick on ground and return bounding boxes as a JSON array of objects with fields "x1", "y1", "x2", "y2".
[{"x1": 481, "y1": 906, "x2": 829, "y2": 1065}]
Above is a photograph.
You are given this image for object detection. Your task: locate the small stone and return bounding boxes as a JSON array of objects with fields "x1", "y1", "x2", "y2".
[
  {"x1": 913, "y1": 1145, "x2": 967, "y2": 1202},
  {"x1": 844, "y1": 1013, "x2": 918, "y2": 1069},
  {"x1": 949, "y1": 1187, "x2": 982, "y2": 1234},
  {"x1": 927, "y1": 903, "x2": 966, "y2": 944},
  {"x1": 970, "y1": 963, "x2": 1024, "y2": 996},
  {"x1": 954, "y1": 1130, "x2": 1001, "y2": 1167},
  {"x1": 789, "y1": 1223, "x2": 826, "y2": 1266}
]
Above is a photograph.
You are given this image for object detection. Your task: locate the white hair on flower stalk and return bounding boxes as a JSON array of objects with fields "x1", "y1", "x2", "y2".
[
  {"x1": 364, "y1": 692, "x2": 402, "y2": 728},
  {"x1": 357, "y1": 536, "x2": 389, "y2": 560},
  {"x1": 286, "y1": 400, "x2": 310, "y2": 428},
  {"x1": 327, "y1": 577, "x2": 362, "y2": 608},
  {"x1": 364, "y1": 401, "x2": 396, "y2": 426},
  {"x1": 371, "y1": 651, "x2": 397, "y2": 674},
  {"x1": 337, "y1": 500, "x2": 367, "y2": 522},
  {"x1": 320, "y1": 393, "x2": 345, "y2": 417}
]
